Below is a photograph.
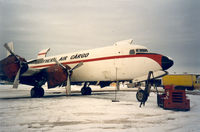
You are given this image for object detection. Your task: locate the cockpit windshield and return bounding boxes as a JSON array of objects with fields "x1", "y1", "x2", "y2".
[
  {"x1": 136, "y1": 49, "x2": 148, "y2": 53},
  {"x1": 129, "y1": 48, "x2": 148, "y2": 55}
]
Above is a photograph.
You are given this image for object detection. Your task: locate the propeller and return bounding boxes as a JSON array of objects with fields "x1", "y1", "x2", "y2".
[
  {"x1": 4, "y1": 42, "x2": 30, "y2": 88},
  {"x1": 69, "y1": 62, "x2": 83, "y2": 73},
  {"x1": 66, "y1": 61, "x2": 83, "y2": 95},
  {"x1": 53, "y1": 58, "x2": 83, "y2": 93},
  {"x1": 4, "y1": 42, "x2": 18, "y2": 60},
  {"x1": 13, "y1": 64, "x2": 21, "y2": 88}
]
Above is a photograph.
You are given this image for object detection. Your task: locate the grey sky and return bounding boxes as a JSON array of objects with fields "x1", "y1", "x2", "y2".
[{"x1": 0, "y1": 0, "x2": 200, "y2": 73}]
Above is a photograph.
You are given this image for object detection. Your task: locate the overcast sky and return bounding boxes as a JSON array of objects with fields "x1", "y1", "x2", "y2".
[{"x1": 0, "y1": 0, "x2": 200, "y2": 73}]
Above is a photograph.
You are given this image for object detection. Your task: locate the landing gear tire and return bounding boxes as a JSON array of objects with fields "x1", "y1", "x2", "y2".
[
  {"x1": 38, "y1": 88, "x2": 44, "y2": 97},
  {"x1": 81, "y1": 87, "x2": 92, "y2": 95},
  {"x1": 31, "y1": 87, "x2": 44, "y2": 98},
  {"x1": 136, "y1": 89, "x2": 148, "y2": 102}
]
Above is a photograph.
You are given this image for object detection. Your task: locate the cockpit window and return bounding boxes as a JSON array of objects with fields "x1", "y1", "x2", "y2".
[
  {"x1": 136, "y1": 49, "x2": 148, "y2": 53},
  {"x1": 129, "y1": 49, "x2": 135, "y2": 55}
]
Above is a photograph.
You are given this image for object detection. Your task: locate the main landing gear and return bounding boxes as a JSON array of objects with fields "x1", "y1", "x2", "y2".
[
  {"x1": 81, "y1": 83, "x2": 92, "y2": 95},
  {"x1": 30, "y1": 87, "x2": 44, "y2": 98}
]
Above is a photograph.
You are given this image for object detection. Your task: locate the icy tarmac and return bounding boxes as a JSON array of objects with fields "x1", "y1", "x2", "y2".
[{"x1": 0, "y1": 85, "x2": 200, "y2": 132}]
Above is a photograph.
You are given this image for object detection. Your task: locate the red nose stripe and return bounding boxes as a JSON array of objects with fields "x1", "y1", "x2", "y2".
[{"x1": 134, "y1": 54, "x2": 162, "y2": 67}]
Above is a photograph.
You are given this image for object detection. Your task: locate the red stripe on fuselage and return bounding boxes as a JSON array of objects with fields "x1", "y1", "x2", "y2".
[{"x1": 30, "y1": 54, "x2": 163, "y2": 69}]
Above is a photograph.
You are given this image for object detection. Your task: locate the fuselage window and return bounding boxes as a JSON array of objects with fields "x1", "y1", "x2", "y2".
[{"x1": 129, "y1": 49, "x2": 135, "y2": 55}]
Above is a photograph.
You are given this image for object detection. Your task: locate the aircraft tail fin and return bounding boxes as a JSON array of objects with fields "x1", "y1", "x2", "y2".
[
  {"x1": 37, "y1": 48, "x2": 50, "y2": 59},
  {"x1": 6, "y1": 42, "x2": 14, "y2": 57}
]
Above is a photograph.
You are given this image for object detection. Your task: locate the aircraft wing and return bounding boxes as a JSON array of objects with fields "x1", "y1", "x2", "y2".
[
  {"x1": 21, "y1": 68, "x2": 42, "y2": 77},
  {"x1": 18, "y1": 68, "x2": 47, "y2": 87},
  {"x1": 132, "y1": 70, "x2": 168, "y2": 83}
]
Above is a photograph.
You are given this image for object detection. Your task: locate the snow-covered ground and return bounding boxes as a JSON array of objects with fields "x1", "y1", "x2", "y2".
[{"x1": 0, "y1": 85, "x2": 200, "y2": 132}]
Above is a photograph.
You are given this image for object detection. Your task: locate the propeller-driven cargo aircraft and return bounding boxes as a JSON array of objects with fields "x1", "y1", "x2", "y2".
[{"x1": 0, "y1": 39, "x2": 173, "y2": 103}]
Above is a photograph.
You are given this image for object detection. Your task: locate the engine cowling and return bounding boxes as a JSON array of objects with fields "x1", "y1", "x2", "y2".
[
  {"x1": 0, "y1": 55, "x2": 28, "y2": 80},
  {"x1": 45, "y1": 64, "x2": 71, "y2": 88}
]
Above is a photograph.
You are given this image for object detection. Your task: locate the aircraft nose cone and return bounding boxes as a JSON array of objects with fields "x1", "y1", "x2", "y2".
[{"x1": 161, "y1": 56, "x2": 174, "y2": 70}]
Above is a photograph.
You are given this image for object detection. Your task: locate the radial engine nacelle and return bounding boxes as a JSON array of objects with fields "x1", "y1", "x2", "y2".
[
  {"x1": 45, "y1": 64, "x2": 71, "y2": 88},
  {"x1": 0, "y1": 55, "x2": 28, "y2": 81}
]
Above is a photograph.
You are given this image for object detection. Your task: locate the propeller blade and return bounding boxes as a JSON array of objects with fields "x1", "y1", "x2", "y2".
[
  {"x1": 53, "y1": 58, "x2": 66, "y2": 70},
  {"x1": 69, "y1": 62, "x2": 83, "y2": 72},
  {"x1": 65, "y1": 73, "x2": 71, "y2": 95},
  {"x1": 4, "y1": 43, "x2": 18, "y2": 58},
  {"x1": 13, "y1": 67, "x2": 21, "y2": 88},
  {"x1": 4, "y1": 42, "x2": 23, "y2": 68}
]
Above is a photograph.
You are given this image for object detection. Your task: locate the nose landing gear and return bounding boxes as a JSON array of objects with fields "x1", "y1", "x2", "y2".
[
  {"x1": 136, "y1": 71, "x2": 155, "y2": 107},
  {"x1": 136, "y1": 89, "x2": 148, "y2": 103}
]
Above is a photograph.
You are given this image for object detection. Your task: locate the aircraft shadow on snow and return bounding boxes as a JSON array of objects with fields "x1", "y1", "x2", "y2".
[{"x1": 0, "y1": 91, "x2": 111, "y2": 100}]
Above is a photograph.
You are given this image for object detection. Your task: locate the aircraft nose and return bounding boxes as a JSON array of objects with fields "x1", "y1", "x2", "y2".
[{"x1": 161, "y1": 56, "x2": 174, "y2": 70}]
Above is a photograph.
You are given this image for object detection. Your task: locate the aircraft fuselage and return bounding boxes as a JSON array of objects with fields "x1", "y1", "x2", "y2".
[{"x1": 28, "y1": 39, "x2": 173, "y2": 83}]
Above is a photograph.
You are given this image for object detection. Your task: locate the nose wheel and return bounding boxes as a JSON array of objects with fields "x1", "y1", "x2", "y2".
[{"x1": 136, "y1": 89, "x2": 148, "y2": 103}]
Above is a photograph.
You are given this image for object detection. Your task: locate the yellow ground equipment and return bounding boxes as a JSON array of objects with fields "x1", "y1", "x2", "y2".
[{"x1": 162, "y1": 74, "x2": 200, "y2": 90}]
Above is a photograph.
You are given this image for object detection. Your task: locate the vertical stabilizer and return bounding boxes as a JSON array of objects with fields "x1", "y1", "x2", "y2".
[
  {"x1": 6, "y1": 42, "x2": 14, "y2": 57},
  {"x1": 37, "y1": 48, "x2": 50, "y2": 59}
]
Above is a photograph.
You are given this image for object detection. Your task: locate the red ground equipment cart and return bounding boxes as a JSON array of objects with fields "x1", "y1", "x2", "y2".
[{"x1": 157, "y1": 85, "x2": 190, "y2": 111}]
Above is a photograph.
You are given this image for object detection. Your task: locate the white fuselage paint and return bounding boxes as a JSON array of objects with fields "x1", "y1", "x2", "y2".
[{"x1": 28, "y1": 40, "x2": 163, "y2": 82}]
